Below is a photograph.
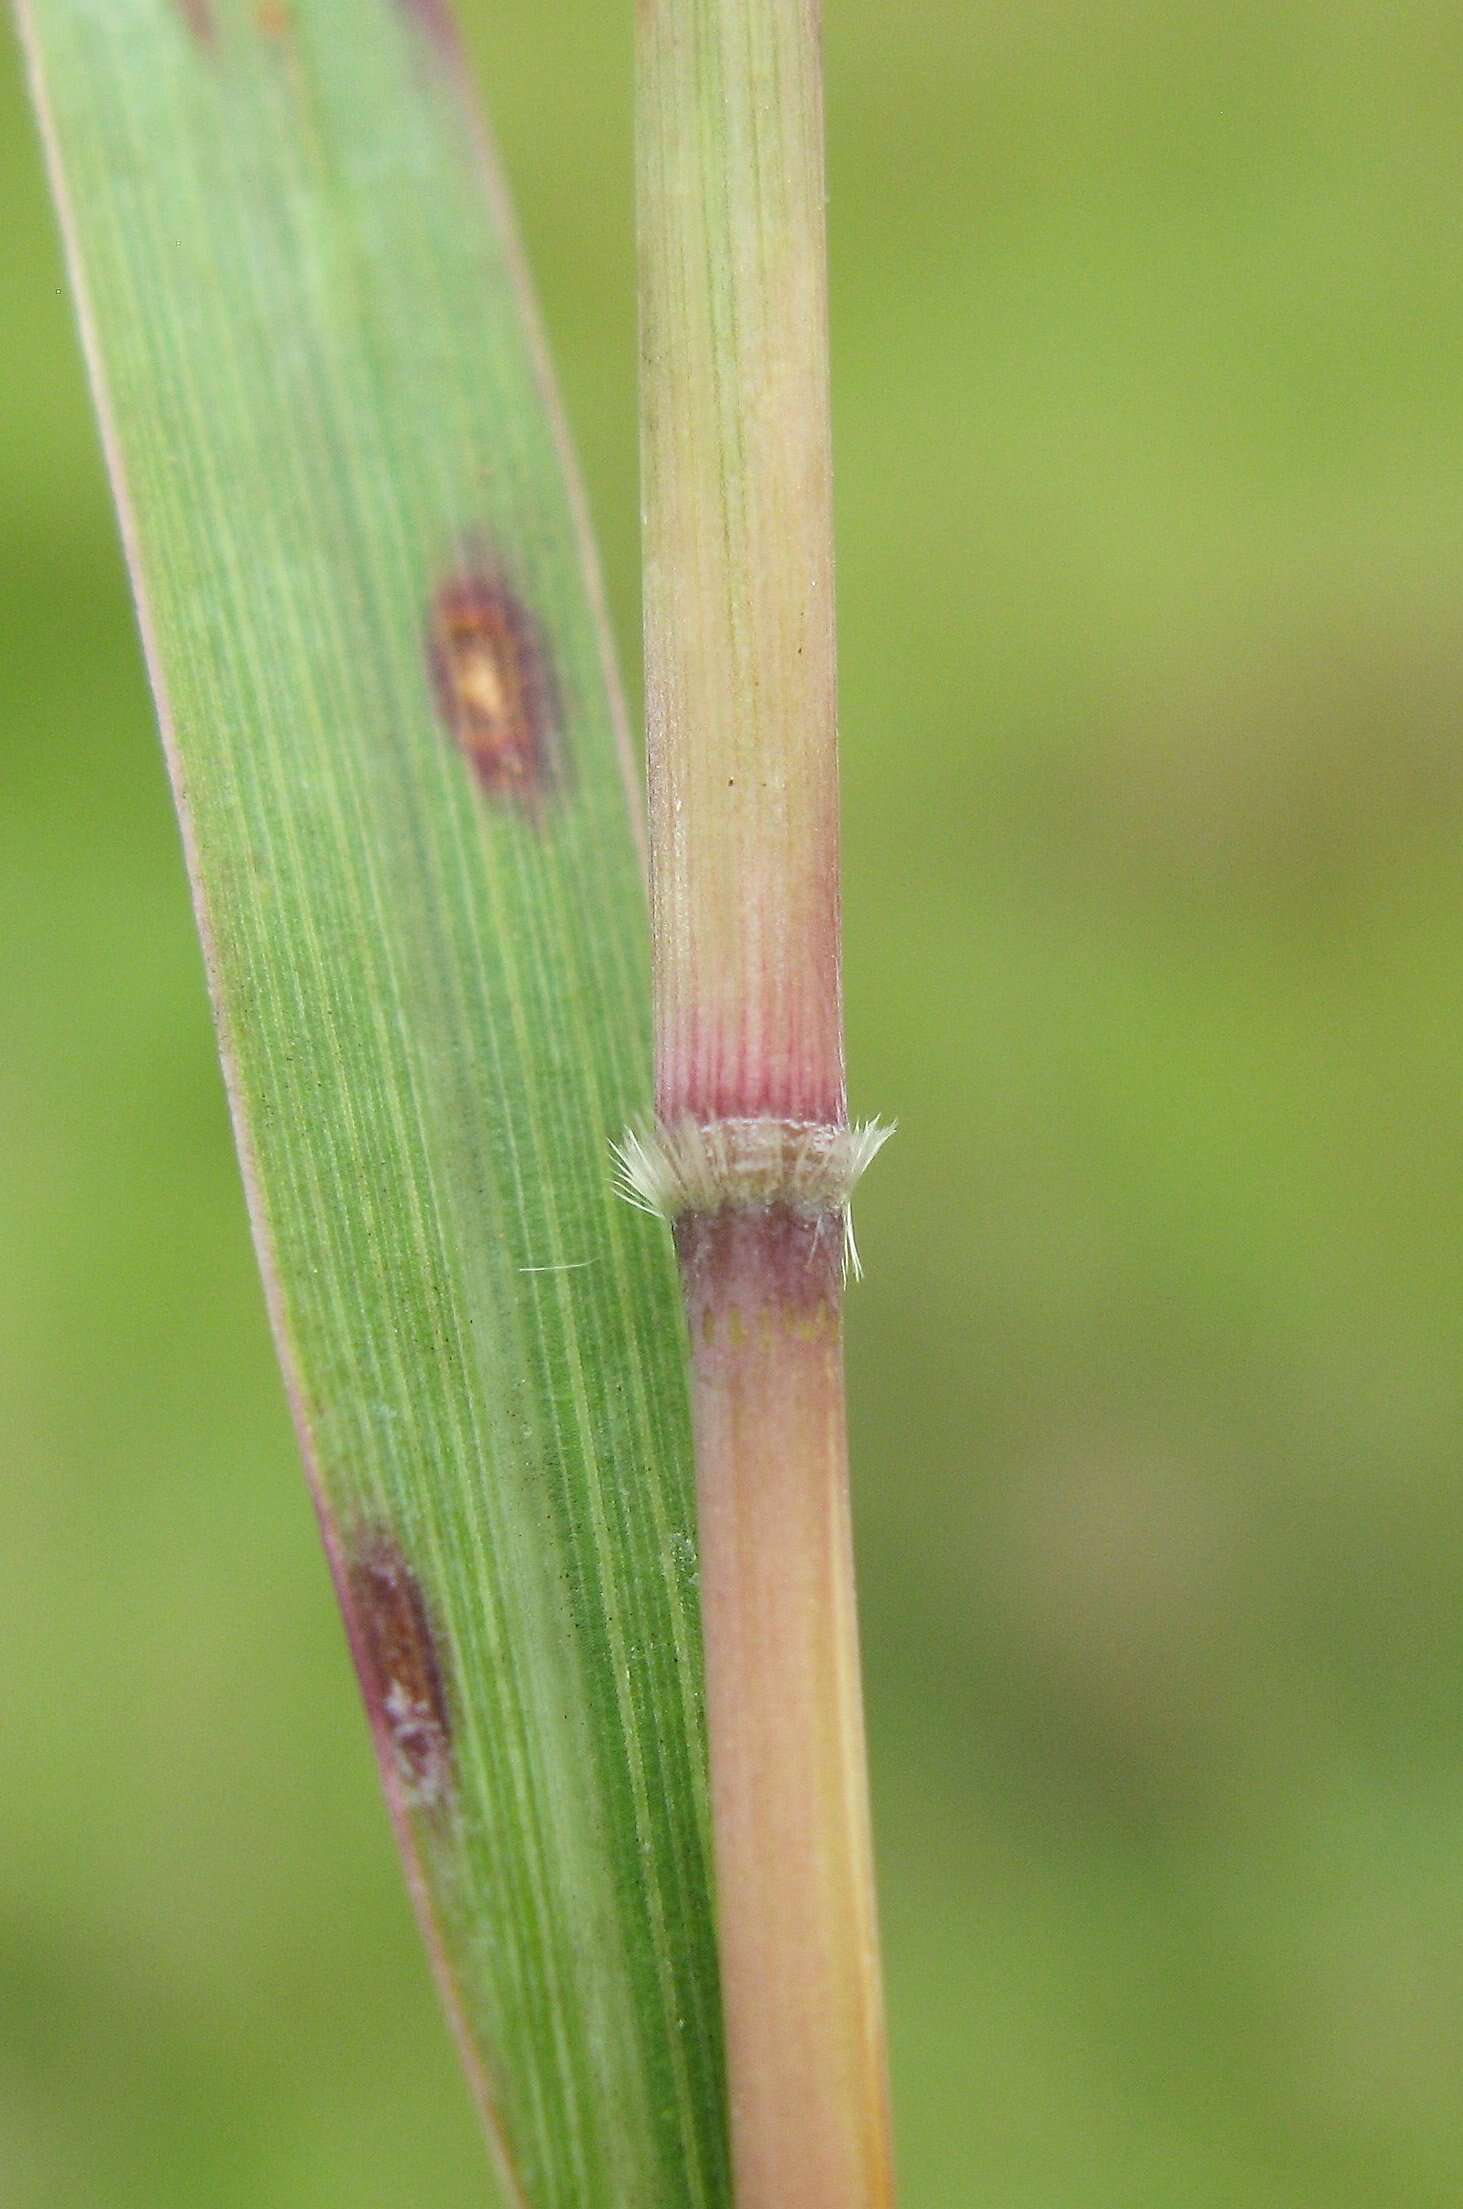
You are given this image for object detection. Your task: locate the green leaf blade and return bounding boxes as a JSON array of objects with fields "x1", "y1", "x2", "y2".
[{"x1": 19, "y1": 3, "x2": 727, "y2": 2201}]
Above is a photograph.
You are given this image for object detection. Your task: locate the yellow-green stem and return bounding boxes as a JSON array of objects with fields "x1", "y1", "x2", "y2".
[{"x1": 638, "y1": 0, "x2": 842, "y2": 1125}]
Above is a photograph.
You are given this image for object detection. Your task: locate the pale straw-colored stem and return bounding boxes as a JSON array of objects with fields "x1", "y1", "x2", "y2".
[
  {"x1": 634, "y1": 3, "x2": 895, "y2": 2204},
  {"x1": 677, "y1": 1206, "x2": 894, "y2": 2209}
]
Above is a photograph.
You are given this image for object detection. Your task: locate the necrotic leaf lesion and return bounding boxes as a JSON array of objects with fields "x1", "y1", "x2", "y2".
[
  {"x1": 427, "y1": 569, "x2": 563, "y2": 811},
  {"x1": 347, "y1": 1528, "x2": 455, "y2": 1810}
]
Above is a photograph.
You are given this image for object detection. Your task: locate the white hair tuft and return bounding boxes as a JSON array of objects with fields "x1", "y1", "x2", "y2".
[{"x1": 610, "y1": 1115, "x2": 894, "y2": 1281}]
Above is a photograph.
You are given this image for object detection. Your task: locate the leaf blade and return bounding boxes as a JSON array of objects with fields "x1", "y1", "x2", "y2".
[{"x1": 18, "y1": 3, "x2": 726, "y2": 2201}]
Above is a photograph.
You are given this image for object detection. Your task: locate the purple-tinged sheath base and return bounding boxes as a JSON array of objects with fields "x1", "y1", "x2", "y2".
[{"x1": 675, "y1": 1202, "x2": 843, "y2": 1346}]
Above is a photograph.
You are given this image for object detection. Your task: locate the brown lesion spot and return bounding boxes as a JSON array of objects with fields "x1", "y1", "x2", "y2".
[
  {"x1": 178, "y1": 0, "x2": 216, "y2": 41},
  {"x1": 348, "y1": 1529, "x2": 454, "y2": 1811},
  {"x1": 428, "y1": 570, "x2": 563, "y2": 812}
]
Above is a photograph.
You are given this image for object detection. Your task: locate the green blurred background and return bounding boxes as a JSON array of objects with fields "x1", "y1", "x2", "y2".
[{"x1": 5, "y1": 3, "x2": 1463, "y2": 2202}]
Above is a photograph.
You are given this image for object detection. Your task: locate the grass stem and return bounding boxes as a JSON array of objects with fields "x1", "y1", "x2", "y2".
[{"x1": 634, "y1": 3, "x2": 895, "y2": 2201}]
